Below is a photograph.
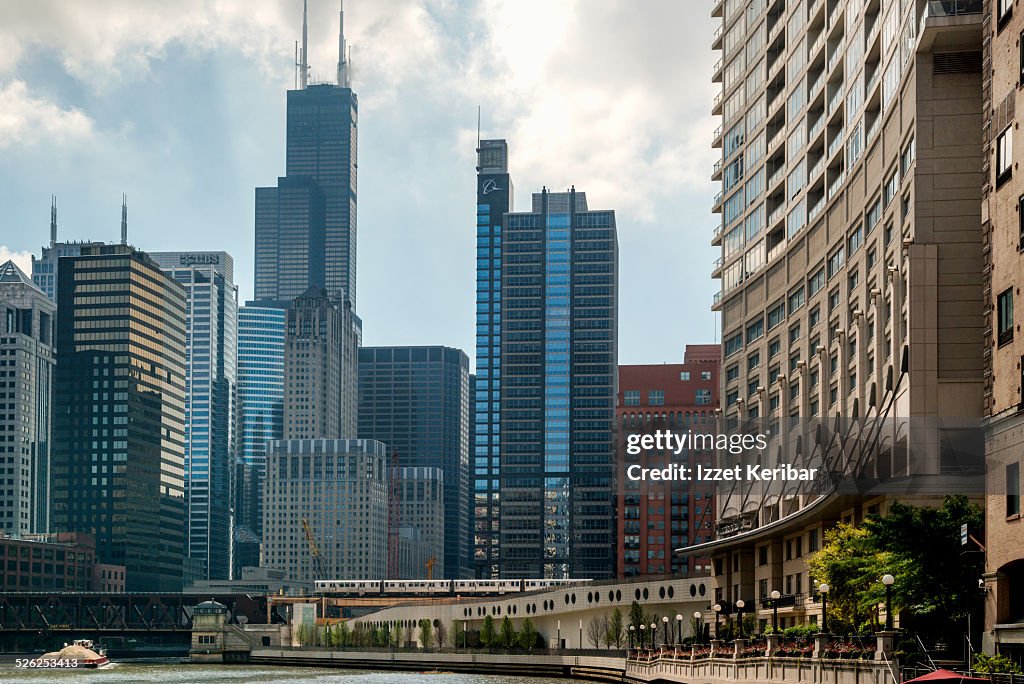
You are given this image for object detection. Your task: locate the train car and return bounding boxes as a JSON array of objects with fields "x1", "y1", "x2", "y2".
[
  {"x1": 315, "y1": 580, "x2": 382, "y2": 595},
  {"x1": 382, "y1": 580, "x2": 452, "y2": 595}
]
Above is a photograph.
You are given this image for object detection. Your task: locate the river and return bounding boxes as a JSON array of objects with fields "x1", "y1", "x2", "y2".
[{"x1": 0, "y1": 661, "x2": 579, "y2": 684}]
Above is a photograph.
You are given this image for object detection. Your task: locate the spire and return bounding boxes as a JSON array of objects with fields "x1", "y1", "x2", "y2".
[
  {"x1": 337, "y1": 0, "x2": 349, "y2": 87},
  {"x1": 120, "y1": 194, "x2": 127, "y2": 245},
  {"x1": 50, "y1": 195, "x2": 57, "y2": 246},
  {"x1": 300, "y1": 0, "x2": 309, "y2": 89}
]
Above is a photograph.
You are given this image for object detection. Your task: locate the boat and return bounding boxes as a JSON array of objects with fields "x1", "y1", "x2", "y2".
[{"x1": 38, "y1": 639, "x2": 111, "y2": 668}]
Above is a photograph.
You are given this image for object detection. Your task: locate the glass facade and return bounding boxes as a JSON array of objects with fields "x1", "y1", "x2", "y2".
[
  {"x1": 255, "y1": 83, "x2": 358, "y2": 306},
  {"x1": 150, "y1": 252, "x2": 237, "y2": 583},
  {"x1": 357, "y1": 346, "x2": 471, "y2": 579},
  {"x1": 51, "y1": 245, "x2": 187, "y2": 591}
]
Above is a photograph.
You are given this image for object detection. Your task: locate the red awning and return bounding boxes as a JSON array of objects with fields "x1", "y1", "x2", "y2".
[{"x1": 904, "y1": 669, "x2": 991, "y2": 684}]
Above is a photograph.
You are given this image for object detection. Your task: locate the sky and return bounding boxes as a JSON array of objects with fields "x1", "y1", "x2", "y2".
[{"x1": 0, "y1": 0, "x2": 719, "y2": 366}]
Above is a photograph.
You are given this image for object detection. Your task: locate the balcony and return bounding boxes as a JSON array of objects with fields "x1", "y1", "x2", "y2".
[
  {"x1": 809, "y1": 31, "x2": 826, "y2": 60},
  {"x1": 808, "y1": 114, "x2": 826, "y2": 142},
  {"x1": 808, "y1": 72, "x2": 825, "y2": 101},
  {"x1": 712, "y1": 255, "x2": 725, "y2": 277},
  {"x1": 767, "y1": 127, "x2": 785, "y2": 152},
  {"x1": 712, "y1": 191, "x2": 724, "y2": 212},
  {"x1": 865, "y1": 68, "x2": 881, "y2": 98},
  {"x1": 713, "y1": 23, "x2": 724, "y2": 49},
  {"x1": 808, "y1": 156, "x2": 826, "y2": 184},
  {"x1": 713, "y1": 90, "x2": 723, "y2": 115},
  {"x1": 712, "y1": 221, "x2": 724, "y2": 245},
  {"x1": 808, "y1": 195, "x2": 826, "y2": 221},
  {"x1": 827, "y1": 86, "x2": 843, "y2": 116},
  {"x1": 827, "y1": 168, "x2": 848, "y2": 199},
  {"x1": 827, "y1": 128, "x2": 845, "y2": 160},
  {"x1": 925, "y1": 0, "x2": 982, "y2": 16},
  {"x1": 712, "y1": 159, "x2": 723, "y2": 181},
  {"x1": 866, "y1": 115, "x2": 882, "y2": 143},
  {"x1": 713, "y1": 57, "x2": 723, "y2": 83},
  {"x1": 712, "y1": 124, "x2": 723, "y2": 148},
  {"x1": 712, "y1": 0, "x2": 724, "y2": 17},
  {"x1": 768, "y1": 203, "x2": 786, "y2": 227},
  {"x1": 767, "y1": 164, "x2": 785, "y2": 191},
  {"x1": 767, "y1": 238, "x2": 787, "y2": 263},
  {"x1": 827, "y1": 39, "x2": 845, "y2": 75}
]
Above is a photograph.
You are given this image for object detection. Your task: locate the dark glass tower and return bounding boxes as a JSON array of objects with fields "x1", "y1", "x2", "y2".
[
  {"x1": 255, "y1": 5, "x2": 357, "y2": 307},
  {"x1": 472, "y1": 140, "x2": 513, "y2": 578},
  {"x1": 474, "y1": 180, "x2": 618, "y2": 579},
  {"x1": 357, "y1": 346, "x2": 471, "y2": 579},
  {"x1": 51, "y1": 245, "x2": 187, "y2": 591}
]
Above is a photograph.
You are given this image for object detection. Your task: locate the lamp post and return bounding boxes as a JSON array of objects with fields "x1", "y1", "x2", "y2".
[
  {"x1": 557, "y1": 620, "x2": 561, "y2": 649},
  {"x1": 629, "y1": 624, "x2": 636, "y2": 650},
  {"x1": 463, "y1": 620, "x2": 467, "y2": 650},
  {"x1": 662, "y1": 616, "x2": 670, "y2": 646},
  {"x1": 770, "y1": 590, "x2": 781, "y2": 632},
  {"x1": 694, "y1": 611, "x2": 703, "y2": 644},
  {"x1": 579, "y1": 619, "x2": 583, "y2": 650},
  {"x1": 639, "y1": 624, "x2": 646, "y2": 650},
  {"x1": 736, "y1": 599, "x2": 745, "y2": 639},
  {"x1": 650, "y1": 622, "x2": 657, "y2": 649},
  {"x1": 675, "y1": 614, "x2": 683, "y2": 646},
  {"x1": 818, "y1": 583, "x2": 830, "y2": 634},
  {"x1": 713, "y1": 603, "x2": 722, "y2": 638},
  {"x1": 882, "y1": 574, "x2": 895, "y2": 630}
]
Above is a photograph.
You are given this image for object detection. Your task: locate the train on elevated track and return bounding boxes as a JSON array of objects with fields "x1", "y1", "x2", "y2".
[{"x1": 314, "y1": 578, "x2": 593, "y2": 596}]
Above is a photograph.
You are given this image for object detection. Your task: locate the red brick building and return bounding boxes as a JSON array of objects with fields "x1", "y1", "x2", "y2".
[
  {"x1": 0, "y1": 532, "x2": 124, "y2": 592},
  {"x1": 617, "y1": 344, "x2": 720, "y2": 578}
]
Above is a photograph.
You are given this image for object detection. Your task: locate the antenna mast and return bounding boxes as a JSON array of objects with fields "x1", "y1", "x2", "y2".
[
  {"x1": 120, "y1": 194, "x2": 127, "y2": 245},
  {"x1": 50, "y1": 195, "x2": 57, "y2": 246},
  {"x1": 337, "y1": 0, "x2": 349, "y2": 87},
  {"x1": 300, "y1": 0, "x2": 309, "y2": 89}
]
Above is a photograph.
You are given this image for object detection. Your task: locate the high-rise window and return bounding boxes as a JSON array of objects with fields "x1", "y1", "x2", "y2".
[
  {"x1": 998, "y1": 288, "x2": 1014, "y2": 346},
  {"x1": 997, "y1": 126, "x2": 1013, "y2": 187},
  {"x1": 1007, "y1": 463, "x2": 1020, "y2": 517},
  {"x1": 624, "y1": 390, "x2": 640, "y2": 406},
  {"x1": 999, "y1": 0, "x2": 1012, "y2": 26}
]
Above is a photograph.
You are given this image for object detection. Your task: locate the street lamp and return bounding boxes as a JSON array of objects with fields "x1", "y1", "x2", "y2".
[
  {"x1": 694, "y1": 611, "x2": 703, "y2": 644},
  {"x1": 713, "y1": 603, "x2": 722, "y2": 638},
  {"x1": 650, "y1": 622, "x2": 657, "y2": 649},
  {"x1": 770, "y1": 590, "x2": 781, "y2": 632},
  {"x1": 639, "y1": 623, "x2": 646, "y2": 649},
  {"x1": 736, "y1": 599, "x2": 745, "y2": 639},
  {"x1": 818, "y1": 583, "x2": 830, "y2": 634},
  {"x1": 463, "y1": 620, "x2": 467, "y2": 650},
  {"x1": 662, "y1": 615, "x2": 670, "y2": 646},
  {"x1": 557, "y1": 620, "x2": 561, "y2": 649},
  {"x1": 882, "y1": 574, "x2": 895, "y2": 630},
  {"x1": 675, "y1": 614, "x2": 683, "y2": 646},
  {"x1": 629, "y1": 624, "x2": 636, "y2": 650}
]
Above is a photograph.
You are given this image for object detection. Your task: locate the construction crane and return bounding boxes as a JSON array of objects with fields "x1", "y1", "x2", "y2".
[
  {"x1": 301, "y1": 517, "x2": 328, "y2": 582},
  {"x1": 425, "y1": 555, "x2": 437, "y2": 580}
]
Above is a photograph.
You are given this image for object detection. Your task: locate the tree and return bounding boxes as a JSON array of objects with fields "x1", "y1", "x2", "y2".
[
  {"x1": 519, "y1": 618, "x2": 539, "y2": 651},
  {"x1": 480, "y1": 615, "x2": 497, "y2": 648},
  {"x1": 587, "y1": 616, "x2": 606, "y2": 649},
  {"x1": 390, "y1": 622, "x2": 403, "y2": 648},
  {"x1": 418, "y1": 618, "x2": 434, "y2": 650},
  {"x1": 689, "y1": 613, "x2": 704, "y2": 643},
  {"x1": 628, "y1": 601, "x2": 648, "y2": 633},
  {"x1": 435, "y1": 620, "x2": 448, "y2": 649},
  {"x1": 605, "y1": 608, "x2": 626, "y2": 648},
  {"x1": 499, "y1": 616, "x2": 516, "y2": 650},
  {"x1": 450, "y1": 620, "x2": 466, "y2": 649},
  {"x1": 403, "y1": 624, "x2": 413, "y2": 647}
]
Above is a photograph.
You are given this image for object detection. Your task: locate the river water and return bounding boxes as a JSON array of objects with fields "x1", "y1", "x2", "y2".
[{"x1": 0, "y1": 661, "x2": 578, "y2": 684}]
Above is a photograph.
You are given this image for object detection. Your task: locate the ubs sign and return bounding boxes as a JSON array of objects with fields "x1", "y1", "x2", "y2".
[{"x1": 179, "y1": 253, "x2": 220, "y2": 266}]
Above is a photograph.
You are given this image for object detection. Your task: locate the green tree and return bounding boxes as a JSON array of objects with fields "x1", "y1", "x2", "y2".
[
  {"x1": 390, "y1": 622, "x2": 403, "y2": 648},
  {"x1": 450, "y1": 620, "x2": 466, "y2": 649},
  {"x1": 418, "y1": 618, "x2": 434, "y2": 650},
  {"x1": 628, "y1": 600, "x2": 648, "y2": 633},
  {"x1": 519, "y1": 618, "x2": 539, "y2": 651},
  {"x1": 480, "y1": 615, "x2": 497, "y2": 648},
  {"x1": 605, "y1": 608, "x2": 625, "y2": 648},
  {"x1": 499, "y1": 616, "x2": 516, "y2": 650}
]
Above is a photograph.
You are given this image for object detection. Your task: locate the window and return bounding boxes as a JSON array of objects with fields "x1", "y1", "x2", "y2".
[
  {"x1": 789, "y1": 324, "x2": 801, "y2": 344},
  {"x1": 788, "y1": 287, "x2": 805, "y2": 314},
  {"x1": 748, "y1": 379, "x2": 760, "y2": 397},
  {"x1": 748, "y1": 352, "x2": 761, "y2": 371},
  {"x1": 1008, "y1": 463, "x2": 1021, "y2": 517},
  {"x1": 726, "y1": 365, "x2": 740, "y2": 382},
  {"x1": 999, "y1": 288, "x2": 1014, "y2": 346},
  {"x1": 884, "y1": 168, "x2": 900, "y2": 206},
  {"x1": 725, "y1": 332, "x2": 743, "y2": 357},
  {"x1": 808, "y1": 268, "x2": 825, "y2": 296},
  {"x1": 1021, "y1": 29, "x2": 1024, "y2": 85},
  {"x1": 829, "y1": 287, "x2": 841, "y2": 313},
  {"x1": 997, "y1": 126, "x2": 1013, "y2": 187},
  {"x1": 900, "y1": 136, "x2": 916, "y2": 176},
  {"x1": 624, "y1": 390, "x2": 640, "y2": 406},
  {"x1": 648, "y1": 390, "x2": 665, "y2": 406},
  {"x1": 680, "y1": 371, "x2": 691, "y2": 381},
  {"x1": 701, "y1": 371, "x2": 712, "y2": 380},
  {"x1": 769, "y1": 337, "x2": 781, "y2": 359},
  {"x1": 848, "y1": 224, "x2": 863, "y2": 255},
  {"x1": 1019, "y1": 195, "x2": 1024, "y2": 250},
  {"x1": 768, "y1": 301, "x2": 786, "y2": 330},
  {"x1": 747, "y1": 318, "x2": 765, "y2": 343},
  {"x1": 696, "y1": 389, "x2": 713, "y2": 405},
  {"x1": 827, "y1": 247, "x2": 845, "y2": 279},
  {"x1": 809, "y1": 305, "x2": 821, "y2": 328},
  {"x1": 999, "y1": 0, "x2": 1013, "y2": 27},
  {"x1": 726, "y1": 390, "x2": 739, "y2": 407}
]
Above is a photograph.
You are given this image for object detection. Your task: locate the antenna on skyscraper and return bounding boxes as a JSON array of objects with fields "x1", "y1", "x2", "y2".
[
  {"x1": 300, "y1": 0, "x2": 309, "y2": 89},
  {"x1": 120, "y1": 194, "x2": 127, "y2": 245},
  {"x1": 50, "y1": 195, "x2": 57, "y2": 246},
  {"x1": 337, "y1": 0, "x2": 349, "y2": 87}
]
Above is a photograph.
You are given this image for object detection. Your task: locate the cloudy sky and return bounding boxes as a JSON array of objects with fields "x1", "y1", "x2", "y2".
[{"x1": 0, "y1": 0, "x2": 718, "y2": 365}]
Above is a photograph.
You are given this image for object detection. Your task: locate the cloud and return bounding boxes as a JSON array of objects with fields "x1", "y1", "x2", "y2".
[
  {"x1": 0, "y1": 246, "x2": 33, "y2": 274},
  {"x1": 0, "y1": 80, "x2": 94, "y2": 149}
]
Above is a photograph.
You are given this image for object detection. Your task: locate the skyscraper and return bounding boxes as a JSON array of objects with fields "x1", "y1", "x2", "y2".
[
  {"x1": 0, "y1": 260, "x2": 55, "y2": 534},
  {"x1": 255, "y1": 2, "x2": 358, "y2": 307},
  {"x1": 283, "y1": 287, "x2": 360, "y2": 440},
  {"x1": 358, "y1": 346, "x2": 471, "y2": 578},
  {"x1": 700, "y1": 0, "x2": 984, "y2": 631},
  {"x1": 31, "y1": 196, "x2": 109, "y2": 301},
  {"x1": 236, "y1": 303, "x2": 286, "y2": 540},
  {"x1": 149, "y1": 252, "x2": 238, "y2": 582},
  {"x1": 472, "y1": 139, "x2": 513, "y2": 578},
  {"x1": 473, "y1": 174, "x2": 618, "y2": 579},
  {"x1": 51, "y1": 244, "x2": 187, "y2": 591}
]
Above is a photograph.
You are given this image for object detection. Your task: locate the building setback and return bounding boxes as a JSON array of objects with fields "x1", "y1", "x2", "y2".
[
  {"x1": 702, "y1": 0, "x2": 985, "y2": 633},
  {"x1": 262, "y1": 439, "x2": 387, "y2": 582},
  {"x1": 283, "y1": 287, "x2": 360, "y2": 440},
  {"x1": 0, "y1": 261, "x2": 55, "y2": 534},
  {"x1": 495, "y1": 187, "x2": 618, "y2": 580},
  {"x1": 617, "y1": 344, "x2": 720, "y2": 579},
  {"x1": 51, "y1": 244, "x2": 188, "y2": 592},
  {"x1": 472, "y1": 139, "x2": 514, "y2": 579},
  {"x1": 358, "y1": 345, "x2": 470, "y2": 579},
  {"x1": 982, "y1": 0, "x2": 1024, "y2": 659},
  {"x1": 150, "y1": 252, "x2": 238, "y2": 583}
]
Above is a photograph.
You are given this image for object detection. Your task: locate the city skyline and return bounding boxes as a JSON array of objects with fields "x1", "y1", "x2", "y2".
[{"x1": 0, "y1": 0, "x2": 719, "y2": 367}]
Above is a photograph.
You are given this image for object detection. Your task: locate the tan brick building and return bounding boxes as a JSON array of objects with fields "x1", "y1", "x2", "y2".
[{"x1": 982, "y1": 0, "x2": 1024, "y2": 661}]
